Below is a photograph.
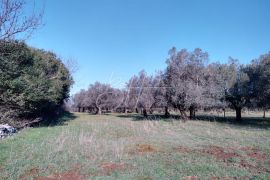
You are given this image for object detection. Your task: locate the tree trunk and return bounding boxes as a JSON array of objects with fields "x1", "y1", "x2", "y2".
[
  {"x1": 82, "y1": 107, "x2": 85, "y2": 112},
  {"x1": 236, "y1": 108, "x2": 242, "y2": 122},
  {"x1": 223, "y1": 108, "x2": 226, "y2": 118},
  {"x1": 98, "y1": 107, "x2": 102, "y2": 115},
  {"x1": 143, "y1": 108, "x2": 148, "y2": 118},
  {"x1": 124, "y1": 107, "x2": 128, "y2": 114},
  {"x1": 164, "y1": 106, "x2": 170, "y2": 118},
  {"x1": 179, "y1": 109, "x2": 188, "y2": 122},
  {"x1": 78, "y1": 107, "x2": 81, "y2": 112},
  {"x1": 263, "y1": 110, "x2": 266, "y2": 118},
  {"x1": 135, "y1": 108, "x2": 138, "y2": 113},
  {"x1": 189, "y1": 106, "x2": 196, "y2": 119}
]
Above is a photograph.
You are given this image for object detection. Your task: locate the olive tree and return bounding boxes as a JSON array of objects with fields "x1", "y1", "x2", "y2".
[
  {"x1": 164, "y1": 47, "x2": 209, "y2": 120},
  {"x1": 221, "y1": 58, "x2": 250, "y2": 121},
  {"x1": 245, "y1": 52, "x2": 270, "y2": 118}
]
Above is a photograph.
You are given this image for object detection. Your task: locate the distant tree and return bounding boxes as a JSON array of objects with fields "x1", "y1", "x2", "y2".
[
  {"x1": 125, "y1": 75, "x2": 141, "y2": 113},
  {"x1": 72, "y1": 89, "x2": 87, "y2": 112},
  {"x1": 72, "y1": 82, "x2": 124, "y2": 114},
  {"x1": 164, "y1": 47, "x2": 209, "y2": 120},
  {"x1": 221, "y1": 58, "x2": 250, "y2": 122},
  {"x1": 0, "y1": 41, "x2": 73, "y2": 126},
  {"x1": 152, "y1": 71, "x2": 170, "y2": 117},
  {"x1": 0, "y1": 0, "x2": 43, "y2": 40},
  {"x1": 246, "y1": 52, "x2": 270, "y2": 118},
  {"x1": 205, "y1": 63, "x2": 229, "y2": 117},
  {"x1": 87, "y1": 82, "x2": 112, "y2": 114}
]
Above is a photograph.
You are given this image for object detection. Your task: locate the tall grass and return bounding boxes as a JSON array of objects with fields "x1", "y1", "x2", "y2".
[{"x1": 0, "y1": 112, "x2": 269, "y2": 179}]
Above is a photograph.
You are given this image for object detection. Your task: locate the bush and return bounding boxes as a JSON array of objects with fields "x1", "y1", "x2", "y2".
[{"x1": 0, "y1": 41, "x2": 73, "y2": 126}]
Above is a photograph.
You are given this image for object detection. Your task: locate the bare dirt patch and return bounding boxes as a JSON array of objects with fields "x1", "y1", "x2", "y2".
[
  {"x1": 86, "y1": 162, "x2": 133, "y2": 176},
  {"x1": 128, "y1": 144, "x2": 157, "y2": 155},
  {"x1": 201, "y1": 146, "x2": 240, "y2": 162},
  {"x1": 173, "y1": 145, "x2": 270, "y2": 174},
  {"x1": 20, "y1": 167, "x2": 40, "y2": 180},
  {"x1": 135, "y1": 144, "x2": 156, "y2": 153},
  {"x1": 100, "y1": 162, "x2": 130, "y2": 174},
  {"x1": 34, "y1": 165, "x2": 85, "y2": 180},
  {"x1": 240, "y1": 146, "x2": 268, "y2": 161},
  {"x1": 35, "y1": 171, "x2": 85, "y2": 180},
  {"x1": 201, "y1": 146, "x2": 270, "y2": 172}
]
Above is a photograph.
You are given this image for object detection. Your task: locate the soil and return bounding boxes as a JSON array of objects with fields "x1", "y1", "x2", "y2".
[
  {"x1": 99, "y1": 162, "x2": 131, "y2": 175},
  {"x1": 201, "y1": 145, "x2": 240, "y2": 161},
  {"x1": 174, "y1": 145, "x2": 270, "y2": 174},
  {"x1": 135, "y1": 144, "x2": 156, "y2": 153},
  {"x1": 35, "y1": 171, "x2": 85, "y2": 180}
]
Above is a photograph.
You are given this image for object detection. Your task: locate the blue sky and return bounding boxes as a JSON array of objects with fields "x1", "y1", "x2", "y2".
[{"x1": 28, "y1": 0, "x2": 270, "y2": 95}]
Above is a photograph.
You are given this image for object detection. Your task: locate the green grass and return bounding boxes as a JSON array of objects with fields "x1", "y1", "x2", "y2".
[{"x1": 0, "y1": 112, "x2": 270, "y2": 179}]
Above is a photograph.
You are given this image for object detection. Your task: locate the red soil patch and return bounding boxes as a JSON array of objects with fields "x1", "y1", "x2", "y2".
[
  {"x1": 35, "y1": 165, "x2": 85, "y2": 180},
  {"x1": 239, "y1": 160, "x2": 257, "y2": 170},
  {"x1": 100, "y1": 162, "x2": 128, "y2": 171},
  {"x1": 135, "y1": 144, "x2": 156, "y2": 153},
  {"x1": 35, "y1": 171, "x2": 85, "y2": 180},
  {"x1": 99, "y1": 162, "x2": 131, "y2": 175},
  {"x1": 239, "y1": 146, "x2": 257, "y2": 151},
  {"x1": 201, "y1": 145, "x2": 270, "y2": 173},
  {"x1": 20, "y1": 167, "x2": 40, "y2": 180},
  {"x1": 240, "y1": 146, "x2": 268, "y2": 161},
  {"x1": 173, "y1": 145, "x2": 270, "y2": 174},
  {"x1": 247, "y1": 152, "x2": 267, "y2": 161},
  {"x1": 201, "y1": 146, "x2": 240, "y2": 162}
]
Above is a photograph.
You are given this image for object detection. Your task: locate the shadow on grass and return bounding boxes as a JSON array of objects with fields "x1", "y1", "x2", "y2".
[
  {"x1": 116, "y1": 113, "x2": 178, "y2": 122},
  {"x1": 194, "y1": 115, "x2": 270, "y2": 129},
  {"x1": 116, "y1": 113, "x2": 270, "y2": 129},
  {"x1": 36, "y1": 111, "x2": 78, "y2": 127}
]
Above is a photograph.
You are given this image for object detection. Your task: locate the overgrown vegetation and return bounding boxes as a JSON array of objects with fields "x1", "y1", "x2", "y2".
[{"x1": 0, "y1": 41, "x2": 73, "y2": 127}]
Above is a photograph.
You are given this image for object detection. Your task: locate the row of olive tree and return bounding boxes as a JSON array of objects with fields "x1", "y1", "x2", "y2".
[{"x1": 72, "y1": 48, "x2": 270, "y2": 122}]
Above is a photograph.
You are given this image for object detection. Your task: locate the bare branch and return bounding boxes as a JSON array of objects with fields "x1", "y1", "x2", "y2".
[{"x1": 0, "y1": 0, "x2": 44, "y2": 40}]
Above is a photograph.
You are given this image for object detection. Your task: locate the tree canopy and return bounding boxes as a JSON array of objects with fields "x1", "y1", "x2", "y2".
[
  {"x1": 71, "y1": 48, "x2": 270, "y2": 122},
  {"x1": 0, "y1": 41, "x2": 73, "y2": 126}
]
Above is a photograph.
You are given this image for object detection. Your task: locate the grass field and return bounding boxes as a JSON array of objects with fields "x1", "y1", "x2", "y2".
[{"x1": 0, "y1": 112, "x2": 270, "y2": 179}]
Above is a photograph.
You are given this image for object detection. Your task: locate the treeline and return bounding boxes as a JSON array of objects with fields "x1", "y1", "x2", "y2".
[
  {"x1": 0, "y1": 41, "x2": 73, "y2": 127},
  {"x1": 72, "y1": 48, "x2": 270, "y2": 121}
]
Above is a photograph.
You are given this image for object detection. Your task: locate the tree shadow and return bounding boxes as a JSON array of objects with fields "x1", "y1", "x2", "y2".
[
  {"x1": 116, "y1": 113, "x2": 270, "y2": 129},
  {"x1": 116, "y1": 113, "x2": 179, "y2": 122},
  {"x1": 194, "y1": 115, "x2": 270, "y2": 129},
  {"x1": 35, "y1": 111, "x2": 78, "y2": 127}
]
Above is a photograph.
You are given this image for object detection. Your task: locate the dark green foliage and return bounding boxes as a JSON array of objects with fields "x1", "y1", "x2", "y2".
[
  {"x1": 246, "y1": 52, "x2": 270, "y2": 110},
  {"x1": 221, "y1": 59, "x2": 250, "y2": 121},
  {"x1": 0, "y1": 41, "x2": 73, "y2": 126}
]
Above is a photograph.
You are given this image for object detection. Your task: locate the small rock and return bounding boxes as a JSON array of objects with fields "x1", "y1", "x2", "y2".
[{"x1": 0, "y1": 124, "x2": 17, "y2": 138}]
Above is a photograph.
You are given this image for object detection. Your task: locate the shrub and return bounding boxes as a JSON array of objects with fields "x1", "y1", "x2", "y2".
[{"x1": 0, "y1": 41, "x2": 73, "y2": 126}]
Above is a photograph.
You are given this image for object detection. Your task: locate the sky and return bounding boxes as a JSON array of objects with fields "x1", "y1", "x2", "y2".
[{"x1": 27, "y1": 0, "x2": 270, "y2": 95}]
